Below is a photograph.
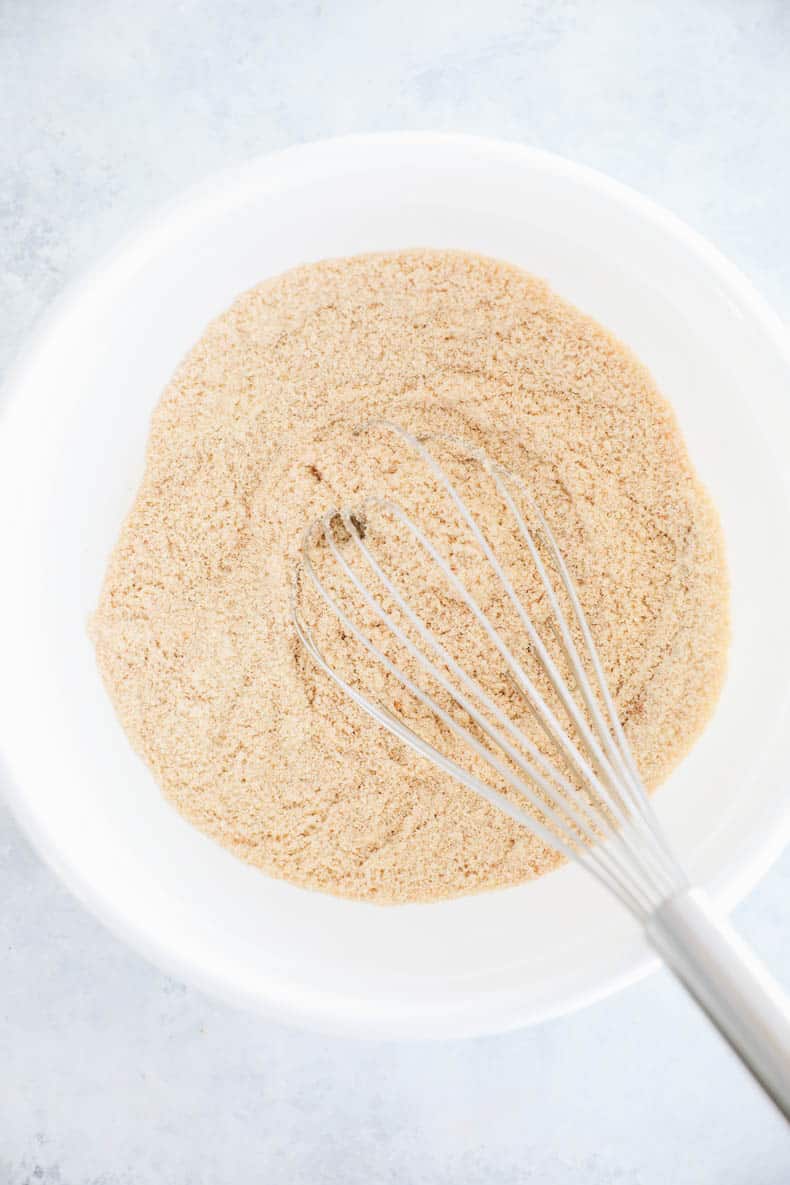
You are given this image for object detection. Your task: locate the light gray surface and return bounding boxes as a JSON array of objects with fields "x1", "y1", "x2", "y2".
[{"x1": 2, "y1": 0, "x2": 790, "y2": 1180}]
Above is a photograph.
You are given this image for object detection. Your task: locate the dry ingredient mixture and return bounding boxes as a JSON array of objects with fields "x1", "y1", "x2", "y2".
[{"x1": 90, "y1": 250, "x2": 729, "y2": 902}]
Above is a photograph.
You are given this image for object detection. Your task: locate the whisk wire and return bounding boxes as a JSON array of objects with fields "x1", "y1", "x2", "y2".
[
  {"x1": 370, "y1": 423, "x2": 682, "y2": 900},
  {"x1": 294, "y1": 534, "x2": 650, "y2": 916},
  {"x1": 294, "y1": 421, "x2": 688, "y2": 915},
  {"x1": 321, "y1": 506, "x2": 658, "y2": 905}
]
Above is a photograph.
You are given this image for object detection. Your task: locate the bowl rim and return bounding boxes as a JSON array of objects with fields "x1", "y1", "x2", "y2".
[{"x1": 2, "y1": 131, "x2": 790, "y2": 1036}]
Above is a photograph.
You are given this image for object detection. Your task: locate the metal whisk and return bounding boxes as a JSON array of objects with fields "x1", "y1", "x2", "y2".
[{"x1": 293, "y1": 420, "x2": 790, "y2": 1117}]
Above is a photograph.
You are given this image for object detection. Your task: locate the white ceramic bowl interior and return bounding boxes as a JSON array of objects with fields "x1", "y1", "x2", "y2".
[{"x1": 2, "y1": 133, "x2": 790, "y2": 1038}]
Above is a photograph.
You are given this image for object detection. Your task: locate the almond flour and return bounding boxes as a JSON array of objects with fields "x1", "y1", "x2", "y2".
[{"x1": 90, "y1": 250, "x2": 729, "y2": 902}]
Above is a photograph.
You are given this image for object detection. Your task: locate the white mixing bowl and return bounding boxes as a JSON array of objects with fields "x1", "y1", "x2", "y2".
[{"x1": 2, "y1": 133, "x2": 790, "y2": 1038}]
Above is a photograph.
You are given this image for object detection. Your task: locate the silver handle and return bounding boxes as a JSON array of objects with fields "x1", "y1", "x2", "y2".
[{"x1": 645, "y1": 887, "x2": 790, "y2": 1120}]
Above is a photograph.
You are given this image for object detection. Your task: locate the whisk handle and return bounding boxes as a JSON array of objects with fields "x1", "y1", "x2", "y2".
[{"x1": 646, "y1": 888, "x2": 790, "y2": 1120}]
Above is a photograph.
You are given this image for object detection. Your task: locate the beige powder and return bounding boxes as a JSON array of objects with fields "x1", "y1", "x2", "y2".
[{"x1": 90, "y1": 249, "x2": 729, "y2": 902}]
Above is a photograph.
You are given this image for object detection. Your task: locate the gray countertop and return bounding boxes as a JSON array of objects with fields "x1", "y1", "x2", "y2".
[{"x1": 2, "y1": 1, "x2": 790, "y2": 1181}]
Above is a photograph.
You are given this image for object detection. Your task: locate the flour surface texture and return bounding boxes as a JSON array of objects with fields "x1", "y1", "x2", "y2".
[{"x1": 91, "y1": 250, "x2": 729, "y2": 902}]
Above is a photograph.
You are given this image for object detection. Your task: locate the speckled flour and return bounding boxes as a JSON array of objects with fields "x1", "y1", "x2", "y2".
[{"x1": 90, "y1": 250, "x2": 729, "y2": 902}]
